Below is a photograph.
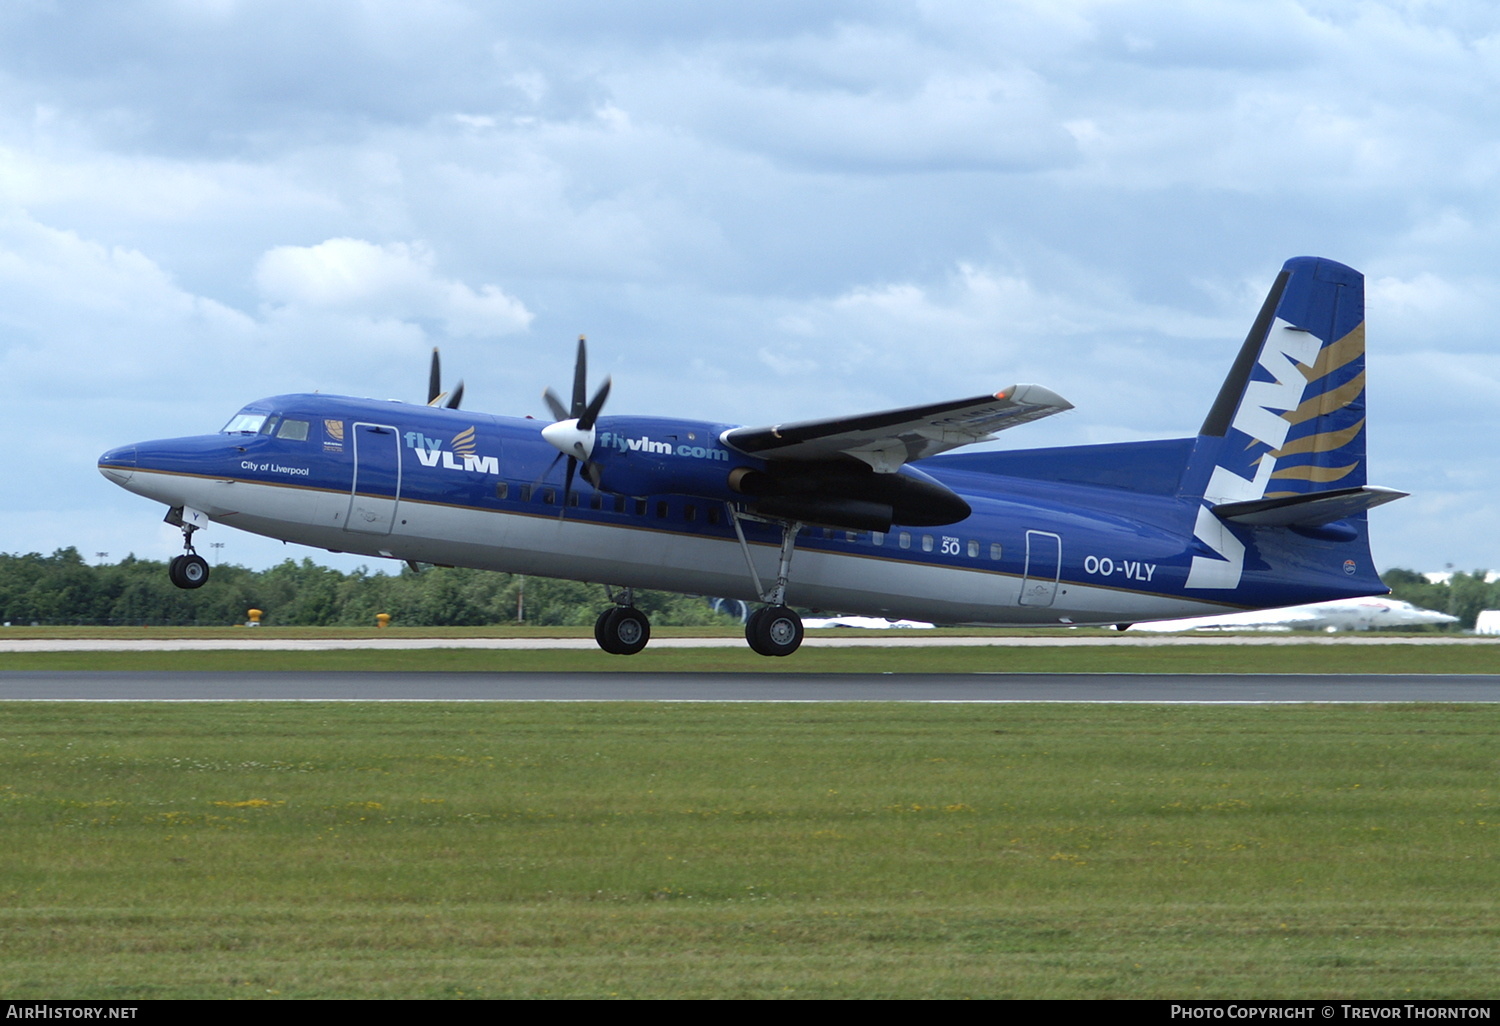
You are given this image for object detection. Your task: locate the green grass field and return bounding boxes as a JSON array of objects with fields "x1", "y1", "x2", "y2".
[
  {"x1": 1, "y1": 702, "x2": 1496, "y2": 998},
  {"x1": 2, "y1": 639, "x2": 1498, "y2": 673}
]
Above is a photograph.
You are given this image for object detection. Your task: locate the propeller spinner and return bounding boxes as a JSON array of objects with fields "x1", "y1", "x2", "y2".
[{"x1": 541, "y1": 336, "x2": 611, "y2": 498}]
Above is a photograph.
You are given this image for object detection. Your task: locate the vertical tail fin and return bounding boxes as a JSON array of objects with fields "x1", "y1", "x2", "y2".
[
  {"x1": 1188, "y1": 256, "x2": 1368, "y2": 505},
  {"x1": 1182, "y1": 258, "x2": 1400, "y2": 593}
]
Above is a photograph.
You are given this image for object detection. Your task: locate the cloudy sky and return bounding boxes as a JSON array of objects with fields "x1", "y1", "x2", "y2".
[{"x1": 2, "y1": 0, "x2": 1496, "y2": 574}]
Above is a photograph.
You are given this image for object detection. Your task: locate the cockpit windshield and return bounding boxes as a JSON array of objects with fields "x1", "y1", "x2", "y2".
[
  {"x1": 222, "y1": 413, "x2": 268, "y2": 434},
  {"x1": 221, "y1": 409, "x2": 311, "y2": 440}
]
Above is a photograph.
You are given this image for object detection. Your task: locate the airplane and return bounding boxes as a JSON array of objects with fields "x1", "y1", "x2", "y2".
[
  {"x1": 802, "y1": 616, "x2": 935, "y2": 629},
  {"x1": 98, "y1": 255, "x2": 1404, "y2": 656},
  {"x1": 1126, "y1": 596, "x2": 1458, "y2": 633}
]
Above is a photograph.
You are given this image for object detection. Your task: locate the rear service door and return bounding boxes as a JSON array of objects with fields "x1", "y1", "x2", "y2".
[{"x1": 1019, "y1": 530, "x2": 1062, "y2": 607}]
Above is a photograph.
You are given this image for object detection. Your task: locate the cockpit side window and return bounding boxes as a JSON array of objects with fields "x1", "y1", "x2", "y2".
[
  {"x1": 276, "y1": 419, "x2": 310, "y2": 441},
  {"x1": 258, "y1": 415, "x2": 282, "y2": 436},
  {"x1": 222, "y1": 413, "x2": 267, "y2": 434}
]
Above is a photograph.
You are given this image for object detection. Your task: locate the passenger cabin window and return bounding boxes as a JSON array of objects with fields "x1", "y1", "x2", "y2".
[
  {"x1": 921, "y1": 535, "x2": 934, "y2": 553},
  {"x1": 872, "y1": 532, "x2": 885, "y2": 546},
  {"x1": 990, "y1": 543, "x2": 1002, "y2": 560},
  {"x1": 898, "y1": 532, "x2": 911, "y2": 550},
  {"x1": 967, "y1": 540, "x2": 979, "y2": 558},
  {"x1": 495, "y1": 483, "x2": 509, "y2": 500},
  {"x1": 276, "y1": 419, "x2": 310, "y2": 441}
]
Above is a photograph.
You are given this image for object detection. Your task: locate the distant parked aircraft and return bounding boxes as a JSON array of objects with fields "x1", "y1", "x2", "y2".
[
  {"x1": 802, "y1": 616, "x2": 935, "y2": 629},
  {"x1": 1127, "y1": 596, "x2": 1457, "y2": 632}
]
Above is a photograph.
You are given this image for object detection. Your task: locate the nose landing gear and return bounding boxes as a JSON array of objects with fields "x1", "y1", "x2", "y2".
[
  {"x1": 164, "y1": 506, "x2": 211, "y2": 590},
  {"x1": 168, "y1": 551, "x2": 210, "y2": 590}
]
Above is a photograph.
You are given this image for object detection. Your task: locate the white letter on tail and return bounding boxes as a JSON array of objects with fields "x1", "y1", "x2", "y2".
[{"x1": 1186, "y1": 505, "x2": 1246, "y2": 590}]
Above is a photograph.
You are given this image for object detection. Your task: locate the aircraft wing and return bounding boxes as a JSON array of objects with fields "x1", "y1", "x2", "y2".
[{"x1": 720, "y1": 384, "x2": 1072, "y2": 473}]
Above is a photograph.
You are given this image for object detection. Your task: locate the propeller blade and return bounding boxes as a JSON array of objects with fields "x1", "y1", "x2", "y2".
[
  {"x1": 571, "y1": 336, "x2": 587, "y2": 418},
  {"x1": 532, "y1": 451, "x2": 565, "y2": 489},
  {"x1": 445, "y1": 380, "x2": 464, "y2": 410},
  {"x1": 541, "y1": 335, "x2": 610, "y2": 509},
  {"x1": 428, "y1": 348, "x2": 442, "y2": 405},
  {"x1": 578, "y1": 377, "x2": 611, "y2": 431},
  {"x1": 562, "y1": 456, "x2": 577, "y2": 511}
]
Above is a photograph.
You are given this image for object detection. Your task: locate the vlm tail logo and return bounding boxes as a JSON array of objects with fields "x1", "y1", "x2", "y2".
[
  {"x1": 1185, "y1": 320, "x2": 1319, "y2": 589},
  {"x1": 1188, "y1": 261, "x2": 1368, "y2": 594},
  {"x1": 404, "y1": 426, "x2": 500, "y2": 475}
]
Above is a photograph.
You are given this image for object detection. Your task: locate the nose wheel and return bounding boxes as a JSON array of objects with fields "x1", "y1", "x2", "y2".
[
  {"x1": 165, "y1": 514, "x2": 210, "y2": 590},
  {"x1": 168, "y1": 553, "x2": 210, "y2": 590}
]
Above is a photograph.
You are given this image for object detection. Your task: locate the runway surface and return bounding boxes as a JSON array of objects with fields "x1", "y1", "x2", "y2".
[
  {"x1": 2, "y1": 671, "x2": 1498, "y2": 701},
  {"x1": 4, "y1": 634, "x2": 1499, "y2": 651}
]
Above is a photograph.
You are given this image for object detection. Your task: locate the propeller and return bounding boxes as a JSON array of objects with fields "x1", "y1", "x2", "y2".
[
  {"x1": 541, "y1": 335, "x2": 611, "y2": 502},
  {"x1": 426, "y1": 348, "x2": 464, "y2": 409}
]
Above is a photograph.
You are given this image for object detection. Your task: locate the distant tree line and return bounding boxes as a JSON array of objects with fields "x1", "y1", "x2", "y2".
[
  {"x1": 0, "y1": 548, "x2": 738, "y2": 628},
  {"x1": 0, "y1": 548, "x2": 1491, "y2": 630}
]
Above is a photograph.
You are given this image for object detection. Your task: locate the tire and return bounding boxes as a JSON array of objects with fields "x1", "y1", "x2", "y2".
[
  {"x1": 746, "y1": 605, "x2": 803, "y2": 657},
  {"x1": 594, "y1": 607, "x2": 623, "y2": 653},
  {"x1": 172, "y1": 554, "x2": 209, "y2": 590},
  {"x1": 597, "y1": 606, "x2": 650, "y2": 655}
]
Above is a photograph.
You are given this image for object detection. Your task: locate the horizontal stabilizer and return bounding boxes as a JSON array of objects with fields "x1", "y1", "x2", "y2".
[
  {"x1": 722, "y1": 384, "x2": 1071, "y2": 473},
  {"x1": 1212, "y1": 485, "x2": 1406, "y2": 527}
]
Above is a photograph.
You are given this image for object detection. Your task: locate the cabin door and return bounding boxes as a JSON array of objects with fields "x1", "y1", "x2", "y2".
[
  {"x1": 346, "y1": 422, "x2": 402, "y2": 535},
  {"x1": 1019, "y1": 530, "x2": 1062, "y2": 607}
]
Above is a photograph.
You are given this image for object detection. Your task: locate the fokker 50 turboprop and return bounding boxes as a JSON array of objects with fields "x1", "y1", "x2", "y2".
[{"x1": 99, "y1": 256, "x2": 1403, "y2": 656}]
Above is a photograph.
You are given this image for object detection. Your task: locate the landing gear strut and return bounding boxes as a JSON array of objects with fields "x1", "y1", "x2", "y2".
[
  {"x1": 164, "y1": 508, "x2": 210, "y2": 590},
  {"x1": 593, "y1": 586, "x2": 650, "y2": 655},
  {"x1": 729, "y1": 508, "x2": 805, "y2": 657}
]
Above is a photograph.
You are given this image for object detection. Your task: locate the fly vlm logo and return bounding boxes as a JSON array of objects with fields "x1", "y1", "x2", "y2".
[
  {"x1": 405, "y1": 426, "x2": 500, "y2": 475},
  {"x1": 597, "y1": 430, "x2": 730, "y2": 461}
]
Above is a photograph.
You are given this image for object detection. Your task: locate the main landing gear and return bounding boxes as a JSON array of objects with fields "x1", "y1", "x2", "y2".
[
  {"x1": 165, "y1": 509, "x2": 210, "y2": 590},
  {"x1": 593, "y1": 587, "x2": 650, "y2": 655},
  {"x1": 744, "y1": 604, "x2": 803, "y2": 658},
  {"x1": 731, "y1": 510, "x2": 805, "y2": 658},
  {"x1": 586, "y1": 510, "x2": 809, "y2": 657}
]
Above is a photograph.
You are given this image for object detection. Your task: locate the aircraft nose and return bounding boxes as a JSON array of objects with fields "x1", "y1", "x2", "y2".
[{"x1": 98, "y1": 445, "x2": 137, "y2": 485}]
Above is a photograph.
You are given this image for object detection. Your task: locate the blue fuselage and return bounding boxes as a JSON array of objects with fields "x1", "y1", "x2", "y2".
[{"x1": 98, "y1": 393, "x2": 1386, "y2": 626}]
